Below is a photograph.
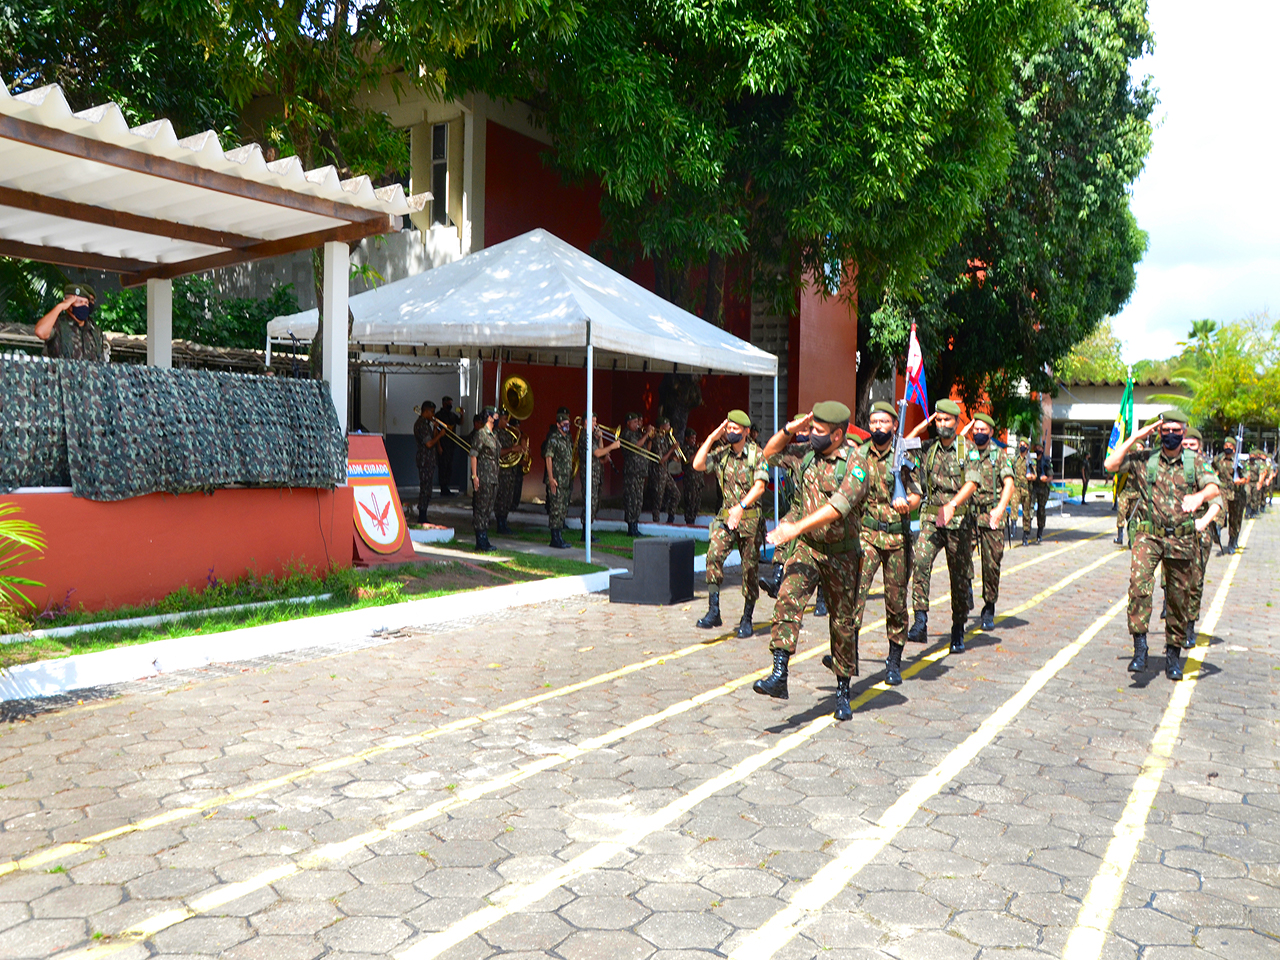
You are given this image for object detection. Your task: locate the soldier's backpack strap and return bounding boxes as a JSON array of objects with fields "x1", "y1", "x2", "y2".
[
  {"x1": 798, "y1": 448, "x2": 848, "y2": 487},
  {"x1": 1143, "y1": 448, "x2": 1198, "y2": 488}
]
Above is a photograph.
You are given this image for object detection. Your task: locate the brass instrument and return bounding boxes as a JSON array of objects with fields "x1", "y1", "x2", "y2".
[
  {"x1": 571, "y1": 416, "x2": 584, "y2": 478},
  {"x1": 500, "y1": 375, "x2": 535, "y2": 421},
  {"x1": 665, "y1": 425, "x2": 689, "y2": 464},
  {"x1": 599, "y1": 424, "x2": 661, "y2": 462},
  {"x1": 413, "y1": 405, "x2": 471, "y2": 452},
  {"x1": 499, "y1": 425, "x2": 531, "y2": 470}
]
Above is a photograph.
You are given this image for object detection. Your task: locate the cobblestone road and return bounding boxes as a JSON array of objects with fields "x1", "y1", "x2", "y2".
[{"x1": 0, "y1": 509, "x2": 1276, "y2": 960}]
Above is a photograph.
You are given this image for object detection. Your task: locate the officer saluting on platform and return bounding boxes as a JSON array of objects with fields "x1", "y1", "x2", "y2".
[{"x1": 1104, "y1": 410, "x2": 1220, "y2": 681}]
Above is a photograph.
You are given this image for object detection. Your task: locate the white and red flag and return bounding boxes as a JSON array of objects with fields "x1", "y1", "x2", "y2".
[{"x1": 904, "y1": 323, "x2": 930, "y2": 418}]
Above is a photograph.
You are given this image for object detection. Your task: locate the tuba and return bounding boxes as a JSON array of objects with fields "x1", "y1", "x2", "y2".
[{"x1": 501, "y1": 375, "x2": 535, "y2": 421}]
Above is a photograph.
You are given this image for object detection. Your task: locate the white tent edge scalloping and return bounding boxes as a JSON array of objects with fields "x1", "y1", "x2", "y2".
[{"x1": 268, "y1": 228, "x2": 778, "y2": 378}]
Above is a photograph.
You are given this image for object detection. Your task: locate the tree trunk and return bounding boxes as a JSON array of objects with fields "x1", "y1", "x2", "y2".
[
  {"x1": 853, "y1": 353, "x2": 882, "y2": 431},
  {"x1": 703, "y1": 250, "x2": 726, "y2": 326}
]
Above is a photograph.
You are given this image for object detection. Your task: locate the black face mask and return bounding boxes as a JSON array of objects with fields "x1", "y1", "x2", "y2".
[
  {"x1": 725, "y1": 430, "x2": 743, "y2": 444},
  {"x1": 70, "y1": 304, "x2": 93, "y2": 322},
  {"x1": 973, "y1": 432, "x2": 991, "y2": 447},
  {"x1": 935, "y1": 424, "x2": 956, "y2": 440},
  {"x1": 1019, "y1": 445, "x2": 1028, "y2": 454},
  {"x1": 809, "y1": 431, "x2": 835, "y2": 453},
  {"x1": 1161, "y1": 432, "x2": 1183, "y2": 451},
  {"x1": 869, "y1": 429, "x2": 893, "y2": 446},
  {"x1": 559, "y1": 421, "x2": 570, "y2": 433}
]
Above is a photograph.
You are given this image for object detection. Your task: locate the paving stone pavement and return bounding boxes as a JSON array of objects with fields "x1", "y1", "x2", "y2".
[{"x1": 0, "y1": 508, "x2": 1276, "y2": 959}]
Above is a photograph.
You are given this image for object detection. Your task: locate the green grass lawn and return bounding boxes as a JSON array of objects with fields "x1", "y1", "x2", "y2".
[{"x1": 0, "y1": 554, "x2": 602, "y2": 671}]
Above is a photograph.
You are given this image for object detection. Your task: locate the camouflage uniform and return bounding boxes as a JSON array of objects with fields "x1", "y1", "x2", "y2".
[
  {"x1": 1116, "y1": 447, "x2": 1220, "y2": 646},
  {"x1": 579, "y1": 428, "x2": 603, "y2": 526},
  {"x1": 1024, "y1": 451, "x2": 1053, "y2": 535},
  {"x1": 680, "y1": 437, "x2": 704, "y2": 523},
  {"x1": 1246, "y1": 457, "x2": 1264, "y2": 516},
  {"x1": 494, "y1": 424, "x2": 521, "y2": 528},
  {"x1": 972, "y1": 446, "x2": 1015, "y2": 605},
  {"x1": 853, "y1": 442, "x2": 921, "y2": 647},
  {"x1": 470, "y1": 425, "x2": 501, "y2": 533},
  {"x1": 1116, "y1": 476, "x2": 1141, "y2": 541},
  {"x1": 912, "y1": 438, "x2": 982, "y2": 625},
  {"x1": 704, "y1": 443, "x2": 769, "y2": 602},
  {"x1": 543, "y1": 428, "x2": 573, "y2": 532},
  {"x1": 1212, "y1": 449, "x2": 1243, "y2": 547},
  {"x1": 1013, "y1": 451, "x2": 1033, "y2": 534},
  {"x1": 44, "y1": 315, "x2": 105, "y2": 361},
  {"x1": 1187, "y1": 492, "x2": 1220, "y2": 624},
  {"x1": 622, "y1": 427, "x2": 648, "y2": 525},
  {"x1": 767, "y1": 443, "x2": 871, "y2": 677},
  {"x1": 413, "y1": 414, "x2": 438, "y2": 520},
  {"x1": 649, "y1": 431, "x2": 681, "y2": 521}
]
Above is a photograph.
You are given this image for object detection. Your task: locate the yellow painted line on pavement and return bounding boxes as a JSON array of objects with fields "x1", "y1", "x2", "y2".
[
  {"x1": 51, "y1": 532, "x2": 1113, "y2": 960},
  {"x1": 728, "y1": 556, "x2": 1126, "y2": 959},
  {"x1": 1060, "y1": 518, "x2": 1254, "y2": 960},
  {"x1": 5, "y1": 525, "x2": 1106, "y2": 880}
]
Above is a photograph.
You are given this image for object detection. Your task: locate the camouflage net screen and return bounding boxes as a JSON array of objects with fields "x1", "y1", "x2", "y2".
[{"x1": 0, "y1": 360, "x2": 346, "y2": 500}]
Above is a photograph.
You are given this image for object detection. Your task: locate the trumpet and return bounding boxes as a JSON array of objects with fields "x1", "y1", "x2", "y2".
[{"x1": 599, "y1": 424, "x2": 661, "y2": 462}]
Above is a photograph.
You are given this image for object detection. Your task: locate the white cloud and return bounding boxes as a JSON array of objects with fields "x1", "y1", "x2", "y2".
[{"x1": 1115, "y1": 0, "x2": 1280, "y2": 363}]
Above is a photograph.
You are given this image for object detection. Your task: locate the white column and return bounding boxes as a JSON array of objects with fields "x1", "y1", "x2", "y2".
[
  {"x1": 585, "y1": 326, "x2": 594, "y2": 565},
  {"x1": 145, "y1": 278, "x2": 172, "y2": 368},
  {"x1": 322, "y1": 241, "x2": 350, "y2": 429}
]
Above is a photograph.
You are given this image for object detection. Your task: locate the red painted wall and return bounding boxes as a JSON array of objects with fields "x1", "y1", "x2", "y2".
[
  {"x1": 8, "y1": 487, "x2": 353, "y2": 613},
  {"x1": 797, "y1": 278, "x2": 858, "y2": 415}
]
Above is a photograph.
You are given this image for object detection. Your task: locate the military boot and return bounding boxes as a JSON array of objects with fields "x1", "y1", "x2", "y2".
[
  {"x1": 1128, "y1": 633, "x2": 1148, "y2": 672},
  {"x1": 814, "y1": 586, "x2": 828, "y2": 617},
  {"x1": 418, "y1": 510, "x2": 427, "y2": 525},
  {"x1": 753, "y1": 648, "x2": 790, "y2": 699},
  {"x1": 627, "y1": 521, "x2": 641, "y2": 537},
  {"x1": 884, "y1": 643, "x2": 905, "y2": 686},
  {"x1": 1035, "y1": 525, "x2": 1044, "y2": 544},
  {"x1": 949, "y1": 621, "x2": 966, "y2": 654},
  {"x1": 475, "y1": 531, "x2": 493, "y2": 553},
  {"x1": 1159, "y1": 596, "x2": 1167, "y2": 619},
  {"x1": 833, "y1": 676, "x2": 852, "y2": 721},
  {"x1": 980, "y1": 603, "x2": 996, "y2": 631},
  {"x1": 907, "y1": 611, "x2": 929, "y2": 644},
  {"x1": 550, "y1": 529, "x2": 570, "y2": 550},
  {"x1": 1021, "y1": 531, "x2": 1030, "y2": 547},
  {"x1": 761, "y1": 565, "x2": 781, "y2": 600},
  {"x1": 736, "y1": 602, "x2": 755, "y2": 639},
  {"x1": 965, "y1": 584, "x2": 974, "y2": 611},
  {"x1": 496, "y1": 518, "x2": 511, "y2": 535},
  {"x1": 1183, "y1": 620, "x2": 1197, "y2": 649},
  {"x1": 696, "y1": 591, "x2": 722, "y2": 629},
  {"x1": 1227, "y1": 536, "x2": 1238, "y2": 554},
  {"x1": 1165, "y1": 645, "x2": 1183, "y2": 681},
  {"x1": 1113, "y1": 528, "x2": 1124, "y2": 546}
]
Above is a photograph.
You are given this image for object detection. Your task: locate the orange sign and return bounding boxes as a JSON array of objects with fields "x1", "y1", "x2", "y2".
[{"x1": 347, "y1": 436, "x2": 409, "y2": 555}]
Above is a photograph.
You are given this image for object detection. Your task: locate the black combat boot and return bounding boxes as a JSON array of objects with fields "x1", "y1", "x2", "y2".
[
  {"x1": 949, "y1": 621, "x2": 966, "y2": 654},
  {"x1": 550, "y1": 529, "x2": 570, "y2": 550},
  {"x1": 736, "y1": 602, "x2": 755, "y2": 639},
  {"x1": 418, "y1": 511, "x2": 427, "y2": 525},
  {"x1": 753, "y1": 648, "x2": 790, "y2": 699},
  {"x1": 1036, "y1": 525, "x2": 1044, "y2": 544},
  {"x1": 667, "y1": 512, "x2": 676, "y2": 524},
  {"x1": 1021, "y1": 532, "x2": 1029, "y2": 547},
  {"x1": 1183, "y1": 620, "x2": 1197, "y2": 649},
  {"x1": 1128, "y1": 633, "x2": 1148, "y2": 672},
  {"x1": 496, "y1": 518, "x2": 511, "y2": 535},
  {"x1": 475, "y1": 531, "x2": 493, "y2": 552},
  {"x1": 814, "y1": 586, "x2": 828, "y2": 617},
  {"x1": 627, "y1": 521, "x2": 641, "y2": 537},
  {"x1": 761, "y1": 566, "x2": 781, "y2": 600},
  {"x1": 884, "y1": 643, "x2": 905, "y2": 686},
  {"x1": 1165, "y1": 645, "x2": 1183, "y2": 681},
  {"x1": 697, "y1": 591, "x2": 722, "y2": 629},
  {"x1": 966, "y1": 584, "x2": 974, "y2": 612},
  {"x1": 833, "y1": 676, "x2": 852, "y2": 721},
  {"x1": 1159, "y1": 596, "x2": 1167, "y2": 619},
  {"x1": 1113, "y1": 528, "x2": 1124, "y2": 546},
  {"x1": 980, "y1": 603, "x2": 996, "y2": 631},
  {"x1": 1227, "y1": 536, "x2": 1237, "y2": 554},
  {"x1": 907, "y1": 611, "x2": 929, "y2": 643}
]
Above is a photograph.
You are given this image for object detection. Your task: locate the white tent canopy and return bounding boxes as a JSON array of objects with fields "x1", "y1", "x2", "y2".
[{"x1": 268, "y1": 228, "x2": 777, "y2": 377}]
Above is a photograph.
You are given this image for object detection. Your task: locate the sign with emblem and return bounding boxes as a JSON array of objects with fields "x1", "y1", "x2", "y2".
[{"x1": 347, "y1": 435, "x2": 415, "y2": 560}]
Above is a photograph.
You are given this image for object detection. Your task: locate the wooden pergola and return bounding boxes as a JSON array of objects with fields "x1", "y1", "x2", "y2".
[{"x1": 0, "y1": 81, "x2": 423, "y2": 420}]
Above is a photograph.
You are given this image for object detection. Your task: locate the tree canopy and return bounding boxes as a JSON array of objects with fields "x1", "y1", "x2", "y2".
[
  {"x1": 1056, "y1": 318, "x2": 1127, "y2": 382},
  {"x1": 856, "y1": 0, "x2": 1155, "y2": 422}
]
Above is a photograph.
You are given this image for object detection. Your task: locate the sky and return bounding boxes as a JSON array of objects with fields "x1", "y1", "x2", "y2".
[{"x1": 1114, "y1": 0, "x2": 1280, "y2": 364}]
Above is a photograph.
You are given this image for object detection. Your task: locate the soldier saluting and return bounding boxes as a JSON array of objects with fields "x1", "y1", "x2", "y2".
[
  {"x1": 905, "y1": 399, "x2": 981, "y2": 653},
  {"x1": 1104, "y1": 410, "x2": 1220, "y2": 681}
]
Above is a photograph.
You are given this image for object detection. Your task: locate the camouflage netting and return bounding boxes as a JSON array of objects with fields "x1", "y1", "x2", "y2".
[{"x1": 0, "y1": 360, "x2": 346, "y2": 500}]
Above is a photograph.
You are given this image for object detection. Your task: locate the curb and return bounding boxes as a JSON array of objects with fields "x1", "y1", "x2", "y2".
[{"x1": 0, "y1": 568, "x2": 625, "y2": 705}]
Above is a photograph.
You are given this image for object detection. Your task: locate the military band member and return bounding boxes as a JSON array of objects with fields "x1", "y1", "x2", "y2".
[
  {"x1": 1212, "y1": 436, "x2": 1243, "y2": 554},
  {"x1": 1180, "y1": 428, "x2": 1222, "y2": 647},
  {"x1": 1104, "y1": 410, "x2": 1220, "y2": 681},
  {"x1": 680, "y1": 427, "x2": 704, "y2": 525},
  {"x1": 968, "y1": 413, "x2": 1017, "y2": 630},
  {"x1": 906, "y1": 399, "x2": 981, "y2": 653},
  {"x1": 436, "y1": 396, "x2": 462, "y2": 496},
  {"x1": 621, "y1": 413, "x2": 654, "y2": 536},
  {"x1": 852, "y1": 401, "x2": 922, "y2": 686},
  {"x1": 494, "y1": 411, "x2": 525, "y2": 535},
  {"x1": 692, "y1": 410, "x2": 769, "y2": 638},
  {"x1": 649, "y1": 417, "x2": 682, "y2": 524},
  {"x1": 580, "y1": 413, "x2": 621, "y2": 540},
  {"x1": 1025, "y1": 441, "x2": 1053, "y2": 544},
  {"x1": 469, "y1": 406, "x2": 501, "y2": 552},
  {"x1": 413, "y1": 400, "x2": 443, "y2": 524},
  {"x1": 543, "y1": 408, "x2": 574, "y2": 549},
  {"x1": 758, "y1": 402, "x2": 872, "y2": 721}
]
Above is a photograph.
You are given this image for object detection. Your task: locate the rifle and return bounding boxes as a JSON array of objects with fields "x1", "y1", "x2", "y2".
[{"x1": 1232, "y1": 423, "x2": 1245, "y2": 480}]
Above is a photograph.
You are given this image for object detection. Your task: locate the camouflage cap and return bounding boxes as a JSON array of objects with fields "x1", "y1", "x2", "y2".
[
  {"x1": 657, "y1": 416, "x2": 670, "y2": 426},
  {"x1": 626, "y1": 411, "x2": 642, "y2": 422},
  {"x1": 936, "y1": 399, "x2": 962, "y2": 416},
  {"x1": 1222, "y1": 436, "x2": 1236, "y2": 446},
  {"x1": 1185, "y1": 426, "x2": 1203, "y2": 440},
  {"x1": 973, "y1": 412, "x2": 996, "y2": 428},
  {"x1": 812, "y1": 401, "x2": 851, "y2": 426},
  {"x1": 727, "y1": 409, "x2": 751, "y2": 427},
  {"x1": 63, "y1": 282, "x2": 96, "y2": 300},
  {"x1": 1160, "y1": 409, "x2": 1188, "y2": 425},
  {"x1": 1251, "y1": 447, "x2": 1264, "y2": 455},
  {"x1": 869, "y1": 401, "x2": 898, "y2": 419},
  {"x1": 481, "y1": 405, "x2": 497, "y2": 418}
]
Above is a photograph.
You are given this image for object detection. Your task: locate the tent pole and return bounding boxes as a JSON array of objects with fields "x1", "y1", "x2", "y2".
[
  {"x1": 772, "y1": 374, "x2": 780, "y2": 529},
  {"x1": 585, "y1": 326, "x2": 594, "y2": 566},
  {"x1": 495, "y1": 351, "x2": 503, "y2": 409}
]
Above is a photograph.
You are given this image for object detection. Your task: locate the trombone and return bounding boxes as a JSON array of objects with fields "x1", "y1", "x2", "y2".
[
  {"x1": 414, "y1": 404, "x2": 472, "y2": 452},
  {"x1": 578, "y1": 419, "x2": 662, "y2": 462},
  {"x1": 663, "y1": 424, "x2": 689, "y2": 464}
]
